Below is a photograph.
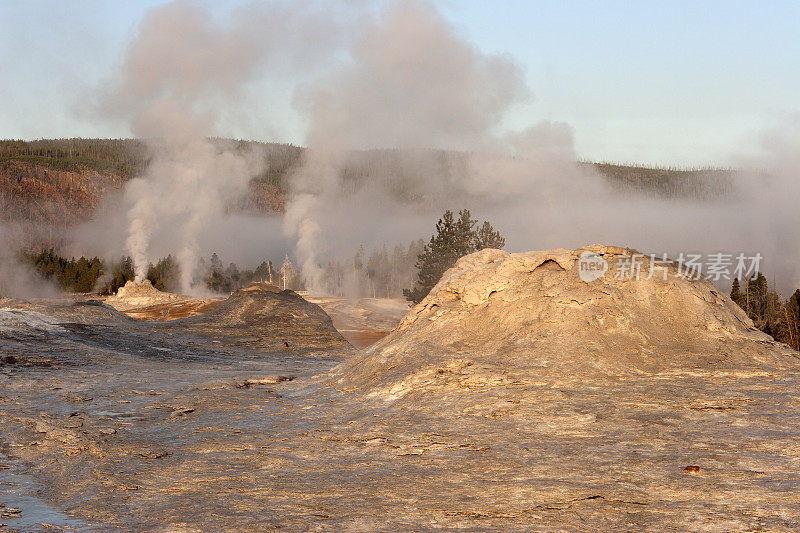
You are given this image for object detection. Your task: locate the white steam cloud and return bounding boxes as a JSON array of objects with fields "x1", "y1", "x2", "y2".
[
  {"x1": 123, "y1": 139, "x2": 264, "y2": 291},
  {"x1": 0, "y1": 221, "x2": 61, "y2": 299},
  {"x1": 279, "y1": 1, "x2": 800, "y2": 295},
  {"x1": 95, "y1": 0, "x2": 343, "y2": 292},
  {"x1": 69, "y1": 0, "x2": 799, "y2": 297},
  {"x1": 284, "y1": 0, "x2": 540, "y2": 293}
]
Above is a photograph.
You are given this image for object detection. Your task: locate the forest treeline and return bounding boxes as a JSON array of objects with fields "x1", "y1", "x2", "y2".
[
  {"x1": 592, "y1": 162, "x2": 734, "y2": 199},
  {"x1": 2, "y1": 138, "x2": 735, "y2": 195},
  {"x1": 730, "y1": 275, "x2": 800, "y2": 351},
  {"x1": 26, "y1": 249, "x2": 104, "y2": 293},
  {"x1": 20, "y1": 244, "x2": 800, "y2": 351},
  {"x1": 22, "y1": 241, "x2": 423, "y2": 299},
  {"x1": 25, "y1": 249, "x2": 300, "y2": 296},
  {"x1": 0, "y1": 138, "x2": 301, "y2": 185},
  {"x1": 1, "y1": 138, "x2": 149, "y2": 178},
  {"x1": 1, "y1": 138, "x2": 736, "y2": 231},
  {"x1": 0, "y1": 139, "x2": 300, "y2": 231}
]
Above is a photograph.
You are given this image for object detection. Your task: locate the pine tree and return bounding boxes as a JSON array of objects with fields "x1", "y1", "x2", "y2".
[
  {"x1": 730, "y1": 278, "x2": 745, "y2": 309},
  {"x1": 226, "y1": 263, "x2": 240, "y2": 289},
  {"x1": 206, "y1": 253, "x2": 228, "y2": 293},
  {"x1": 787, "y1": 290, "x2": 800, "y2": 350},
  {"x1": 100, "y1": 256, "x2": 134, "y2": 294},
  {"x1": 403, "y1": 210, "x2": 460, "y2": 303},
  {"x1": 453, "y1": 209, "x2": 477, "y2": 258},
  {"x1": 474, "y1": 221, "x2": 505, "y2": 250},
  {"x1": 746, "y1": 273, "x2": 769, "y2": 328},
  {"x1": 253, "y1": 261, "x2": 270, "y2": 283},
  {"x1": 403, "y1": 209, "x2": 505, "y2": 304},
  {"x1": 146, "y1": 255, "x2": 179, "y2": 292}
]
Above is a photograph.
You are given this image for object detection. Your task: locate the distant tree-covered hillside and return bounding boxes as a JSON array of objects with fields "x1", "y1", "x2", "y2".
[
  {"x1": 0, "y1": 138, "x2": 149, "y2": 178},
  {"x1": 1, "y1": 138, "x2": 735, "y2": 233},
  {"x1": 592, "y1": 162, "x2": 734, "y2": 199},
  {"x1": 0, "y1": 138, "x2": 303, "y2": 184},
  {"x1": 0, "y1": 138, "x2": 303, "y2": 229}
]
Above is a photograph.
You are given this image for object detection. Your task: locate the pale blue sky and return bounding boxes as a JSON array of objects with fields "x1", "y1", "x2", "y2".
[{"x1": 1, "y1": 0, "x2": 798, "y2": 166}]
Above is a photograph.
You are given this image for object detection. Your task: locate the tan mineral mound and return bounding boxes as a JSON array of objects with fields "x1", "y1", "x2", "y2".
[
  {"x1": 105, "y1": 280, "x2": 180, "y2": 311},
  {"x1": 336, "y1": 245, "x2": 797, "y2": 396},
  {"x1": 173, "y1": 282, "x2": 350, "y2": 351},
  {"x1": 239, "y1": 281, "x2": 282, "y2": 293}
]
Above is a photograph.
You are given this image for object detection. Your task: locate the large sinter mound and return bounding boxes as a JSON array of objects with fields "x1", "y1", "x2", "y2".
[
  {"x1": 336, "y1": 245, "x2": 797, "y2": 395},
  {"x1": 177, "y1": 282, "x2": 350, "y2": 351}
]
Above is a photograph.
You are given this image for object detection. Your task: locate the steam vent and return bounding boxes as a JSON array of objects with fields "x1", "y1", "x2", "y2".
[{"x1": 105, "y1": 279, "x2": 181, "y2": 310}]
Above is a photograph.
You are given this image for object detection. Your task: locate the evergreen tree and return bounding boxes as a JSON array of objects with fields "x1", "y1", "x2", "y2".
[
  {"x1": 730, "y1": 278, "x2": 745, "y2": 309},
  {"x1": 146, "y1": 255, "x2": 179, "y2": 292},
  {"x1": 789, "y1": 290, "x2": 800, "y2": 350},
  {"x1": 403, "y1": 210, "x2": 461, "y2": 304},
  {"x1": 778, "y1": 289, "x2": 800, "y2": 351},
  {"x1": 253, "y1": 261, "x2": 271, "y2": 283},
  {"x1": 453, "y1": 209, "x2": 477, "y2": 258},
  {"x1": 474, "y1": 220, "x2": 506, "y2": 250},
  {"x1": 403, "y1": 209, "x2": 505, "y2": 304},
  {"x1": 226, "y1": 263, "x2": 240, "y2": 288},
  {"x1": 206, "y1": 253, "x2": 230, "y2": 293},
  {"x1": 746, "y1": 273, "x2": 769, "y2": 328},
  {"x1": 101, "y1": 256, "x2": 134, "y2": 294},
  {"x1": 26, "y1": 249, "x2": 104, "y2": 293}
]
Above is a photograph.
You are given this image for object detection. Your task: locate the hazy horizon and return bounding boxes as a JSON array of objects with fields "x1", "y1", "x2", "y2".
[
  {"x1": 2, "y1": 0, "x2": 799, "y2": 168},
  {"x1": 1, "y1": 0, "x2": 798, "y2": 296}
]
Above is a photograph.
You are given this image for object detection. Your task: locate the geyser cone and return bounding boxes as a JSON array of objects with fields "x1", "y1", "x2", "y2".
[
  {"x1": 105, "y1": 279, "x2": 180, "y2": 312},
  {"x1": 173, "y1": 282, "x2": 350, "y2": 352},
  {"x1": 335, "y1": 245, "x2": 797, "y2": 396}
]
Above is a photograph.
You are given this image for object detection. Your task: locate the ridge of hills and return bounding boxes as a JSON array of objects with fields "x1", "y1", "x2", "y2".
[{"x1": 1, "y1": 138, "x2": 734, "y2": 229}]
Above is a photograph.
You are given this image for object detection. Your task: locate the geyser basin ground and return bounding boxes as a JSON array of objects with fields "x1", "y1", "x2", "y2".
[{"x1": 1, "y1": 248, "x2": 799, "y2": 531}]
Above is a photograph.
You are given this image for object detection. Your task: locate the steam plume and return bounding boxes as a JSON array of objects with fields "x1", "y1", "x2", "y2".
[{"x1": 76, "y1": 0, "x2": 799, "y2": 297}]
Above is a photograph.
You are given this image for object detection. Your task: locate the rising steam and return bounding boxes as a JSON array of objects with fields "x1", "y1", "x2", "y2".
[{"x1": 76, "y1": 0, "x2": 799, "y2": 297}]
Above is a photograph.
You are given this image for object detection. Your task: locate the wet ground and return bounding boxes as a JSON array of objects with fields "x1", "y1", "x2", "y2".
[
  {"x1": 120, "y1": 299, "x2": 224, "y2": 321},
  {"x1": 116, "y1": 296, "x2": 406, "y2": 350},
  {"x1": 1, "y1": 295, "x2": 800, "y2": 531},
  {"x1": 337, "y1": 329, "x2": 388, "y2": 349}
]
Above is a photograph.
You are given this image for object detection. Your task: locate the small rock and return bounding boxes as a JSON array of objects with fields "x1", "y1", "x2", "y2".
[
  {"x1": 0, "y1": 507, "x2": 21, "y2": 518},
  {"x1": 62, "y1": 393, "x2": 93, "y2": 403},
  {"x1": 138, "y1": 451, "x2": 170, "y2": 459},
  {"x1": 169, "y1": 407, "x2": 195, "y2": 418},
  {"x1": 237, "y1": 375, "x2": 295, "y2": 388},
  {"x1": 684, "y1": 465, "x2": 701, "y2": 473}
]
